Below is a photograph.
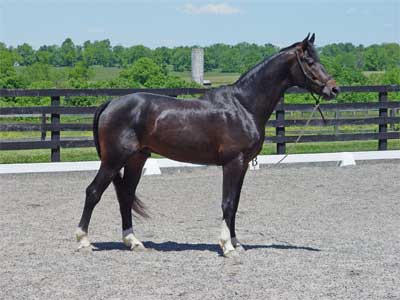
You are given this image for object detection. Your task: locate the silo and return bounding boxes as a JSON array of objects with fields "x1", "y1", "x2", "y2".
[{"x1": 191, "y1": 48, "x2": 204, "y2": 85}]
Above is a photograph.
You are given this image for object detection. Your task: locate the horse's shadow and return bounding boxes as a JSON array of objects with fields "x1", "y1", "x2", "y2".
[{"x1": 92, "y1": 241, "x2": 320, "y2": 254}]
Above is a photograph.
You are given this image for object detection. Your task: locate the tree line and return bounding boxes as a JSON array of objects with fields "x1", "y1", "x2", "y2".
[
  {"x1": 3, "y1": 38, "x2": 399, "y2": 72},
  {"x1": 0, "y1": 38, "x2": 399, "y2": 105}
]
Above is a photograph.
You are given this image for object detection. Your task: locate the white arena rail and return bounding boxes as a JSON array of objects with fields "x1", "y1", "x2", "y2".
[{"x1": 0, "y1": 150, "x2": 399, "y2": 175}]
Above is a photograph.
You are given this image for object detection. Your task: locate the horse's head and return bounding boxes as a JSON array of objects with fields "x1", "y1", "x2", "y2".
[{"x1": 287, "y1": 33, "x2": 340, "y2": 100}]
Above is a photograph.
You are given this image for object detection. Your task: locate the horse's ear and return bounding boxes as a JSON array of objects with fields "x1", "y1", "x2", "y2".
[
  {"x1": 300, "y1": 33, "x2": 310, "y2": 51},
  {"x1": 309, "y1": 33, "x2": 315, "y2": 44}
]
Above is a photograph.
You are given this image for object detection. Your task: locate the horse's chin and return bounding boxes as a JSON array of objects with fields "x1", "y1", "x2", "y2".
[{"x1": 321, "y1": 92, "x2": 337, "y2": 101}]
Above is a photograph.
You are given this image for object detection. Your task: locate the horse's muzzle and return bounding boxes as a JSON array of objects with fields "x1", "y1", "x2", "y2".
[{"x1": 322, "y1": 80, "x2": 340, "y2": 100}]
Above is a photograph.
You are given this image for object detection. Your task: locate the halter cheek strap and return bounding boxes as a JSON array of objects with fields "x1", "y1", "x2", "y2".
[
  {"x1": 295, "y1": 50, "x2": 328, "y2": 92},
  {"x1": 295, "y1": 50, "x2": 327, "y2": 125}
]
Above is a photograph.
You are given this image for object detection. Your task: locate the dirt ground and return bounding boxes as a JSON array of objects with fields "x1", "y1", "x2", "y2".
[{"x1": 0, "y1": 161, "x2": 399, "y2": 300}]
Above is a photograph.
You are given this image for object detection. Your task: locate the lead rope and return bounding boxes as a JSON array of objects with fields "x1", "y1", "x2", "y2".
[{"x1": 276, "y1": 95, "x2": 326, "y2": 164}]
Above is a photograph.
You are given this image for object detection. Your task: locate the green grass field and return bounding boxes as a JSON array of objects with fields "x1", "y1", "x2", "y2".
[
  {"x1": 15, "y1": 65, "x2": 239, "y2": 86},
  {"x1": 90, "y1": 66, "x2": 121, "y2": 81},
  {"x1": 1, "y1": 140, "x2": 399, "y2": 164},
  {"x1": 171, "y1": 70, "x2": 240, "y2": 86}
]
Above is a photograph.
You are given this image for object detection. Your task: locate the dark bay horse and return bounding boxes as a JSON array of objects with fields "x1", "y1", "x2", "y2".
[{"x1": 76, "y1": 34, "x2": 339, "y2": 257}]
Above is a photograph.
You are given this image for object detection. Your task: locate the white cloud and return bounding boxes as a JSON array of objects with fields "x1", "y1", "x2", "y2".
[{"x1": 182, "y1": 3, "x2": 240, "y2": 15}]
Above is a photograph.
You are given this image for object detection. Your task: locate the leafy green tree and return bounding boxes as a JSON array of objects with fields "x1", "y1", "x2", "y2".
[
  {"x1": 119, "y1": 57, "x2": 165, "y2": 86},
  {"x1": 60, "y1": 38, "x2": 77, "y2": 66},
  {"x1": 125, "y1": 45, "x2": 152, "y2": 65},
  {"x1": 112, "y1": 45, "x2": 127, "y2": 67},
  {"x1": 82, "y1": 39, "x2": 113, "y2": 67},
  {"x1": 170, "y1": 47, "x2": 191, "y2": 72},
  {"x1": 152, "y1": 47, "x2": 172, "y2": 65},
  {"x1": 19, "y1": 63, "x2": 52, "y2": 85},
  {"x1": 18, "y1": 62, "x2": 67, "y2": 88},
  {"x1": 382, "y1": 68, "x2": 400, "y2": 85},
  {"x1": 36, "y1": 47, "x2": 51, "y2": 64},
  {"x1": 68, "y1": 61, "x2": 94, "y2": 81},
  {"x1": 0, "y1": 49, "x2": 24, "y2": 89},
  {"x1": 38, "y1": 45, "x2": 63, "y2": 66},
  {"x1": 16, "y1": 43, "x2": 36, "y2": 65}
]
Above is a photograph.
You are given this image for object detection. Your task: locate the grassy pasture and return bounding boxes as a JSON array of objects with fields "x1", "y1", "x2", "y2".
[
  {"x1": 1, "y1": 140, "x2": 399, "y2": 164},
  {"x1": 171, "y1": 70, "x2": 240, "y2": 86},
  {"x1": 15, "y1": 65, "x2": 239, "y2": 86}
]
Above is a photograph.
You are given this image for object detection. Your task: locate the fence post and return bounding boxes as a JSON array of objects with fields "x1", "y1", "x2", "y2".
[
  {"x1": 276, "y1": 96, "x2": 286, "y2": 154},
  {"x1": 378, "y1": 91, "x2": 388, "y2": 151},
  {"x1": 389, "y1": 108, "x2": 395, "y2": 130},
  {"x1": 41, "y1": 113, "x2": 46, "y2": 141},
  {"x1": 334, "y1": 109, "x2": 340, "y2": 134},
  {"x1": 51, "y1": 96, "x2": 61, "y2": 162}
]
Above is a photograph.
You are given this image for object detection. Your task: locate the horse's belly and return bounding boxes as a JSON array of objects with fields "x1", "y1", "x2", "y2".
[
  {"x1": 140, "y1": 105, "x2": 252, "y2": 165},
  {"x1": 154, "y1": 148, "x2": 219, "y2": 165},
  {"x1": 144, "y1": 132, "x2": 221, "y2": 165}
]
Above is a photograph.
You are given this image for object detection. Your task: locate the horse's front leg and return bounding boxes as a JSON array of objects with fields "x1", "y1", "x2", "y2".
[{"x1": 219, "y1": 154, "x2": 248, "y2": 257}]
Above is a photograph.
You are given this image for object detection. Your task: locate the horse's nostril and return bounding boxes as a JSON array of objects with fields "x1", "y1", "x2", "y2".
[{"x1": 332, "y1": 87, "x2": 340, "y2": 94}]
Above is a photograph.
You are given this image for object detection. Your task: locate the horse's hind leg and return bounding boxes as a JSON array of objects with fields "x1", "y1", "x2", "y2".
[
  {"x1": 219, "y1": 155, "x2": 248, "y2": 257},
  {"x1": 229, "y1": 171, "x2": 247, "y2": 252},
  {"x1": 113, "y1": 151, "x2": 149, "y2": 250},
  {"x1": 76, "y1": 164, "x2": 118, "y2": 249}
]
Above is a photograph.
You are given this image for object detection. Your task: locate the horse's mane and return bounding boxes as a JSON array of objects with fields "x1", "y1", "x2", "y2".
[
  {"x1": 234, "y1": 52, "x2": 280, "y2": 83},
  {"x1": 279, "y1": 42, "x2": 301, "y2": 53},
  {"x1": 279, "y1": 41, "x2": 320, "y2": 62},
  {"x1": 235, "y1": 40, "x2": 320, "y2": 84}
]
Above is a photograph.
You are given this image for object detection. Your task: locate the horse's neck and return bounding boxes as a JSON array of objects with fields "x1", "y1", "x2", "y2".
[{"x1": 233, "y1": 52, "x2": 293, "y2": 126}]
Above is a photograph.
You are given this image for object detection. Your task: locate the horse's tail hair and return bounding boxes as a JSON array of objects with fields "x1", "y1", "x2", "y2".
[
  {"x1": 113, "y1": 171, "x2": 149, "y2": 218},
  {"x1": 132, "y1": 195, "x2": 149, "y2": 218},
  {"x1": 93, "y1": 99, "x2": 112, "y2": 159}
]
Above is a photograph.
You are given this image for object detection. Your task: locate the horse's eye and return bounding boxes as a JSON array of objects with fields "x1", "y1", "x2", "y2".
[{"x1": 305, "y1": 57, "x2": 314, "y2": 65}]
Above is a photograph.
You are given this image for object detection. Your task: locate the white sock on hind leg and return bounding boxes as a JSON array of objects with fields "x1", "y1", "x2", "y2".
[
  {"x1": 219, "y1": 221, "x2": 235, "y2": 255},
  {"x1": 122, "y1": 228, "x2": 144, "y2": 249},
  {"x1": 76, "y1": 227, "x2": 91, "y2": 248}
]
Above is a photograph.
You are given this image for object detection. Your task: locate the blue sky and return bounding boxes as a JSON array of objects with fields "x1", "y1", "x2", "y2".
[{"x1": 0, "y1": 0, "x2": 399, "y2": 48}]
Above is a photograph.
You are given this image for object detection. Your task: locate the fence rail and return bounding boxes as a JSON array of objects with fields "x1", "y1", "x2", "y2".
[{"x1": 1, "y1": 85, "x2": 399, "y2": 161}]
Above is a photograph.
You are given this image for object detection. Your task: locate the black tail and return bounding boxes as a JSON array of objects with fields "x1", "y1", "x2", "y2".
[
  {"x1": 114, "y1": 171, "x2": 149, "y2": 218},
  {"x1": 132, "y1": 195, "x2": 149, "y2": 218},
  {"x1": 93, "y1": 100, "x2": 112, "y2": 159}
]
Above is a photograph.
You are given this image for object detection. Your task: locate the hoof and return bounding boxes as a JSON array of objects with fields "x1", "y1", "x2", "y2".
[
  {"x1": 77, "y1": 244, "x2": 94, "y2": 252},
  {"x1": 219, "y1": 239, "x2": 237, "y2": 258},
  {"x1": 235, "y1": 244, "x2": 246, "y2": 253},
  {"x1": 232, "y1": 238, "x2": 245, "y2": 252},
  {"x1": 223, "y1": 248, "x2": 240, "y2": 258},
  {"x1": 130, "y1": 244, "x2": 147, "y2": 252},
  {"x1": 123, "y1": 233, "x2": 145, "y2": 251},
  {"x1": 76, "y1": 228, "x2": 92, "y2": 250}
]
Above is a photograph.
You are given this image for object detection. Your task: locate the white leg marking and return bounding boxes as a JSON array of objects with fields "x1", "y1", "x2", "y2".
[
  {"x1": 122, "y1": 228, "x2": 145, "y2": 251},
  {"x1": 219, "y1": 221, "x2": 236, "y2": 257},
  {"x1": 75, "y1": 227, "x2": 91, "y2": 249}
]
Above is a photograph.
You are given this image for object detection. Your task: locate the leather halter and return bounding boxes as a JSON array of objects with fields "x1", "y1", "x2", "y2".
[
  {"x1": 295, "y1": 49, "x2": 328, "y2": 124},
  {"x1": 295, "y1": 50, "x2": 330, "y2": 94}
]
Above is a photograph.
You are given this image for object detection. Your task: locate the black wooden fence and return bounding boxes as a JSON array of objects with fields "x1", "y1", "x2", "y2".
[{"x1": 0, "y1": 85, "x2": 399, "y2": 162}]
